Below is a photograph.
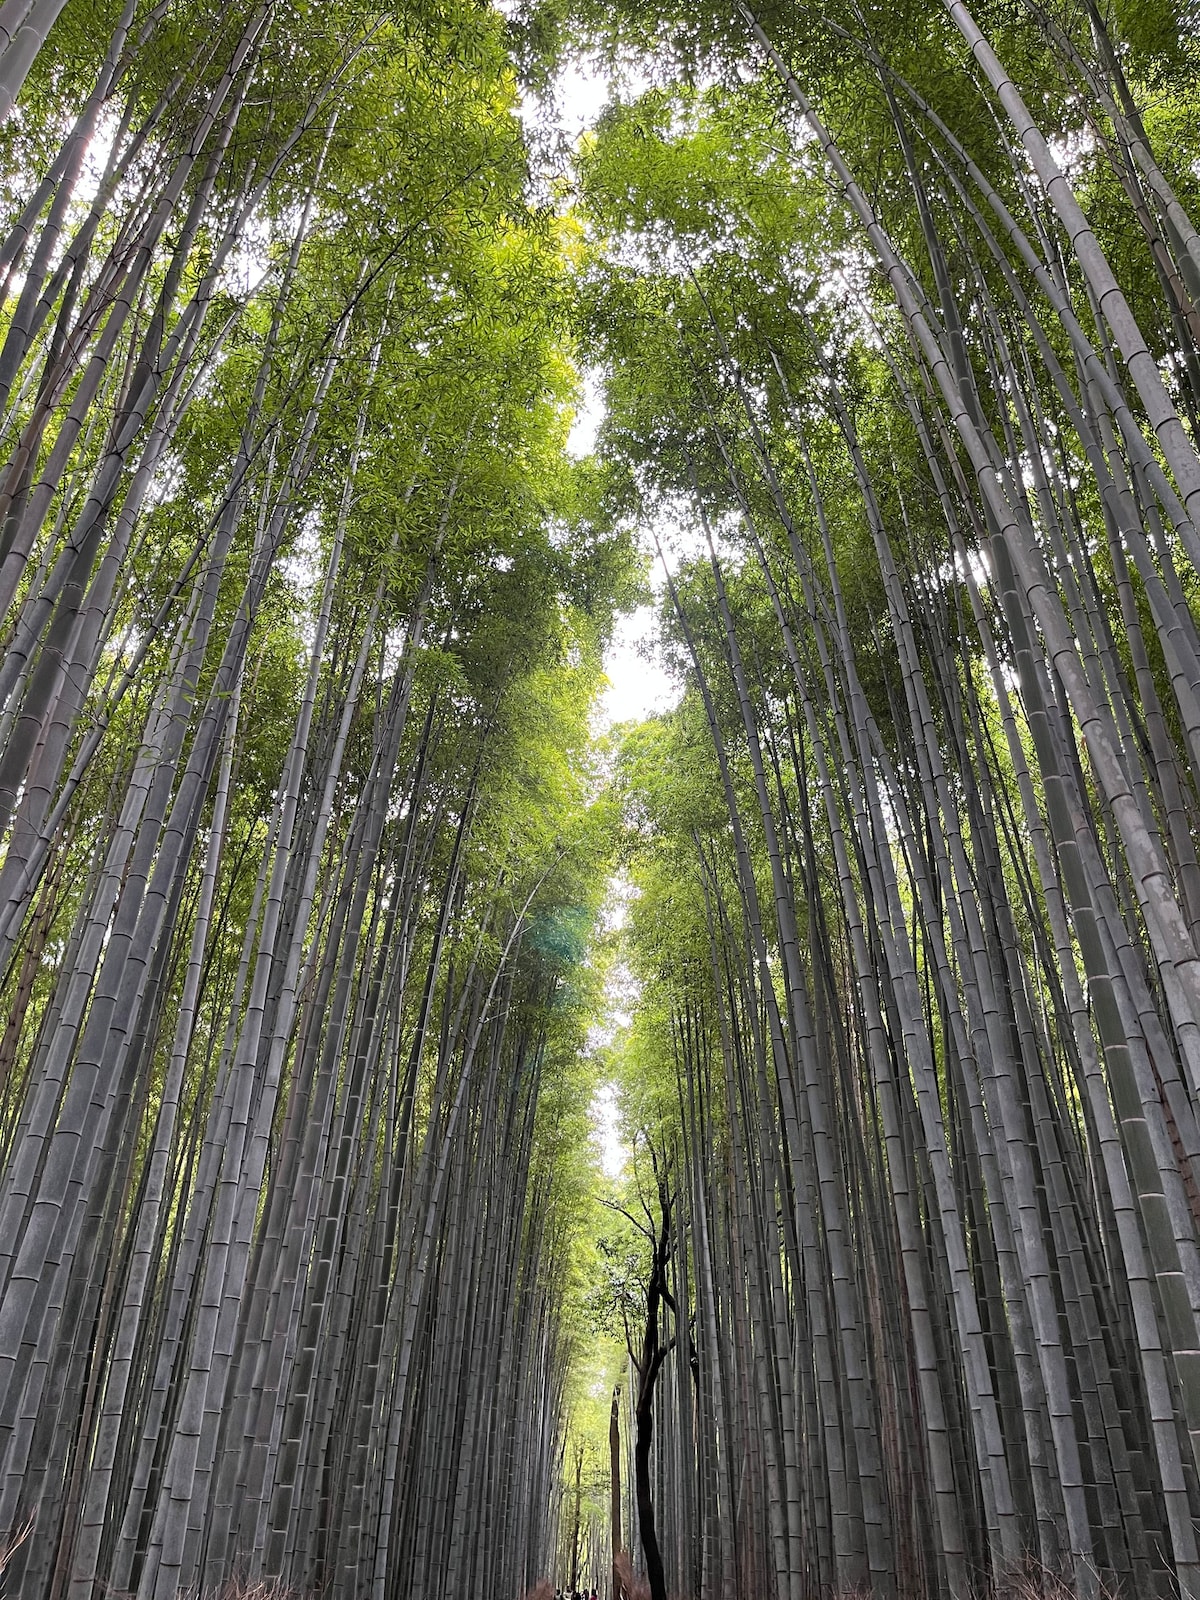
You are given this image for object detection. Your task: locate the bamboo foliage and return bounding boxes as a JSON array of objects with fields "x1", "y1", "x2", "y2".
[
  {"x1": 9, "y1": 0, "x2": 1200, "y2": 1596},
  {"x1": 585, "y1": 2, "x2": 1200, "y2": 1595},
  {"x1": 0, "y1": 2, "x2": 630, "y2": 1596}
]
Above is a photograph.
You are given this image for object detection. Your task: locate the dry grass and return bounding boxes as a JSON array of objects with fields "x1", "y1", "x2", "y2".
[
  {"x1": 0, "y1": 1539, "x2": 1128, "y2": 1600},
  {"x1": 0, "y1": 1514, "x2": 33, "y2": 1578},
  {"x1": 825, "y1": 1557, "x2": 1125, "y2": 1599},
  {"x1": 991, "y1": 1557, "x2": 1123, "y2": 1599},
  {"x1": 613, "y1": 1551, "x2": 652, "y2": 1600},
  {"x1": 201, "y1": 1581, "x2": 313, "y2": 1599}
]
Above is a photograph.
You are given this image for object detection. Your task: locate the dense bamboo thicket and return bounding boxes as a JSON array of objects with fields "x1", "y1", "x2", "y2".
[
  {"x1": 576, "y1": 2, "x2": 1200, "y2": 1599},
  {"x1": 6, "y1": 0, "x2": 1200, "y2": 1598},
  {"x1": 0, "y1": 3, "x2": 633, "y2": 1596}
]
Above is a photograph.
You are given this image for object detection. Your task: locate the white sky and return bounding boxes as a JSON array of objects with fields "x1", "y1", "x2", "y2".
[
  {"x1": 537, "y1": 63, "x2": 680, "y2": 735},
  {"x1": 587, "y1": 875, "x2": 642, "y2": 1179},
  {"x1": 596, "y1": 602, "x2": 678, "y2": 726},
  {"x1": 555, "y1": 58, "x2": 614, "y2": 139},
  {"x1": 589, "y1": 1081, "x2": 627, "y2": 1178},
  {"x1": 565, "y1": 365, "x2": 604, "y2": 457},
  {"x1": 525, "y1": 53, "x2": 679, "y2": 1180}
]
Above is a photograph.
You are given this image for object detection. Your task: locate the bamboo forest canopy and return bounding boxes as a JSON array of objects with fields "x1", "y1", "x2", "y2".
[{"x1": 0, "y1": 0, "x2": 1198, "y2": 1597}]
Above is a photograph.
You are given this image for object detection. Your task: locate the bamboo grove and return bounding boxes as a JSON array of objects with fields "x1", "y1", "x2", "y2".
[
  {"x1": 4, "y1": 0, "x2": 1200, "y2": 1598},
  {"x1": 0, "y1": 1, "x2": 638, "y2": 1595},
  {"x1": 573, "y1": 0, "x2": 1200, "y2": 1598}
]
